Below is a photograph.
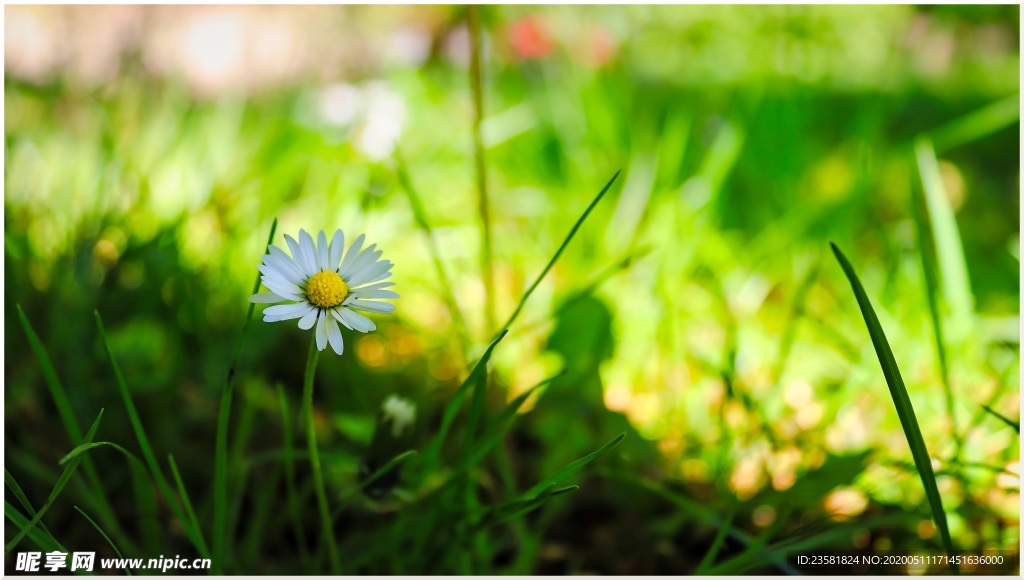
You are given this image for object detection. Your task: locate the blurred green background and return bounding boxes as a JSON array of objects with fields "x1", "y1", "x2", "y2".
[{"x1": 4, "y1": 4, "x2": 1020, "y2": 574}]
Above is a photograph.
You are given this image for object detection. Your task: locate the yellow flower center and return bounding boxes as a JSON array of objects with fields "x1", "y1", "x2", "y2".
[{"x1": 306, "y1": 270, "x2": 348, "y2": 309}]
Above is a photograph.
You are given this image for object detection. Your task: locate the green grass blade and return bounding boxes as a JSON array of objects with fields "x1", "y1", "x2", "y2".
[
  {"x1": 301, "y1": 338, "x2": 341, "y2": 574},
  {"x1": 74, "y1": 506, "x2": 132, "y2": 575},
  {"x1": 478, "y1": 485, "x2": 579, "y2": 529},
  {"x1": 468, "y1": 4, "x2": 496, "y2": 335},
  {"x1": 423, "y1": 329, "x2": 509, "y2": 470},
  {"x1": 5, "y1": 469, "x2": 59, "y2": 548},
  {"x1": 94, "y1": 310, "x2": 206, "y2": 556},
  {"x1": 694, "y1": 504, "x2": 736, "y2": 574},
  {"x1": 980, "y1": 404, "x2": 1020, "y2": 433},
  {"x1": 168, "y1": 454, "x2": 210, "y2": 558},
  {"x1": 214, "y1": 216, "x2": 276, "y2": 574},
  {"x1": 524, "y1": 432, "x2": 625, "y2": 498},
  {"x1": 930, "y1": 94, "x2": 1020, "y2": 153},
  {"x1": 277, "y1": 384, "x2": 310, "y2": 568},
  {"x1": 914, "y1": 137, "x2": 974, "y2": 333},
  {"x1": 332, "y1": 450, "x2": 418, "y2": 520},
  {"x1": 15, "y1": 304, "x2": 126, "y2": 548},
  {"x1": 831, "y1": 243, "x2": 957, "y2": 571},
  {"x1": 5, "y1": 409, "x2": 103, "y2": 554},
  {"x1": 498, "y1": 170, "x2": 622, "y2": 334},
  {"x1": 5, "y1": 501, "x2": 65, "y2": 553},
  {"x1": 394, "y1": 151, "x2": 472, "y2": 356},
  {"x1": 911, "y1": 181, "x2": 959, "y2": 451}
]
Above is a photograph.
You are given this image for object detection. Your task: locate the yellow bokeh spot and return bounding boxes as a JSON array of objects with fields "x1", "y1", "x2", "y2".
[{"x1": 306, "y1": 270, "x2": 348, "y2": 309}]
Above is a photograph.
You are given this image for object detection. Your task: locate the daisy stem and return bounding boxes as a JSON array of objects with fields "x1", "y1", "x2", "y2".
[
  {"x1": 468, "y1": 4, "x2": 496, "y2": 336},
  {"x1": 302, "y1": 337, "x2": 342, "y2": 574}
]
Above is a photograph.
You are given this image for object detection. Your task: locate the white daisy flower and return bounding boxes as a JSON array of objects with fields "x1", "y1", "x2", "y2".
[{"x1": 250, "y1": 228, "x2": 398, "y2": 355}]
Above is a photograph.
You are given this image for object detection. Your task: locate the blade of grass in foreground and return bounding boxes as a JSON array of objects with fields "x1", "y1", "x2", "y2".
[
  {"x1": 914, "y1": 137, "x2": 973, "y2": 333},
  {"x1": 75, "y1": 506, "x2": 132, "y2": 575},
  {"x1": 94, "y1": 311, "x2": 209, "y2": 558},
  {"x1": 5, "y1": 409, "x2": 103, "y2": 554},
  {"x1": 831, "y1": 243, "x2": 957, "y2": 572},
  {"x1": 910, "y1": 181, "x2": 959, "y2": 454},
  {"x1": 214, "y1": 217, "x2": 276, "y2": 574},
  {"x1": 277, "y1": 384, "x2": 310, "y2": 569},
  {"x1": 168, "y1": 454, "x2": 210, "y2": 557},
  {"x1": 497, "y1": 170, "x2": 622, "y2": 335},
  {"x1": 16, "y1": 305, "x2": 129, "y2": 550},
  {"x1": 5, "y1": 470, "x2": 59, "y2": 547},
  {"x1": 5, "y1": 501, "x2": 65, "y2": 554},
  {"x1": 929, "y1": 94, "x2": 1020, "y2": 153}
]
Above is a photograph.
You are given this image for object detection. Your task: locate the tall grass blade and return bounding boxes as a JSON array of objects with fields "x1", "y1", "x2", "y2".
[
  {"x1": 5, "y1": 501, "x2": 65, "y2": 554},
  {"x1": 214, "y1": 217, "x2": 277, "y2": 573},
  {"x1": 524, "y1": 432, "x2": 625, "y2": 498},
  {"x1": 423, "y1": 329, "x2": 509, "y2": 469},
  {"x1": 911, "y1": 181, "x2": 959, "y2": 451},
  {"x1": 277, "y1": 384, "x2": 310, "y2": 568},
  {"x1": 498, "y1": 170, "x2": 622, "y2": 334},
  {"x1": 74, "y1": 506, "x2": 132, "y2": 575},
  {"x1": 831, "y1": 243, "x2": 957, "y2": 571},
  {"x1": 393, "y1": 151, "x2": 472, "y2": 354},
  {"x1": 468, "y1": 4, "x2": 496, "y2": 335},
  {"x1": 95, "y1": 310, "x2": 207, "y2": 556},
  {"x1": 168, "y1": 454, "x2": 210, "y2": 557},
  {"x1": 930, "y1": 94, "x2": 1020, "y2": 153},
  {"x1": 694, "y1": 504, "x2": 736, "y2": 574},
  {"x1": 16, "y1": 304, "x2": 126, "y2": 547},
  {"x1": 5, "y1": 409, "x2": 103, "y2": 554},
  {"x1": 980, "y1": 404, "x2": 1020, "y2": 433},
  {"x1": 914, "y1": 137, "x2": 974, "y2": 334},
  {"x1": 5, "y1": 469, "x2": 59, "y2": 548}
]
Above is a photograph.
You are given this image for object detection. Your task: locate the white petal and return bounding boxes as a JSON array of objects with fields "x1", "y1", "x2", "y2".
[
  {"x1": 259, "y1": 264, "x2": 297, "y2": 289},
  {"x1": 329, "y1": 230, "x2": 345, "y2": 270},
  {"x1": 261, "y1": 277, "x2": 304, "y2": 301},
  {"x1": 284, "y1": 234, "x2": 307, "y2": 273},
  {"x1": 348, "y1": 299, "x2": 397, "y2": 314},
  {"x1": 298, "y1": 308, "x2": 319, "y2": 330},
  {"x1": 330, "y1": 308, "x2": 353, "y2": 330},
  {"x1": 363, "y1": 270, "x2": 393, "y2": 285},
  {"x1": 339, "y1": 307, "x2": 376, "y2": 333},
  {"x1": 264, "y1": 302, "x2": 313, "y2": 319},
  {"x1": 266, "y1": 252, "x2": 305, "y2": 285},
  {"x1": 269, "y1": 245, "x2": 305, "y2": 276},
  {"x1": 326, "y1": 315, "x2": 344, "y2": 355},
  {"x1": 353, "y1": 289, "x2": 399, "y2": 300},
  {"x1": 347, "y1": 259, "x2": 393, "y2": 288},
  {"x1": 339, "y1": 233, "x2": 365, "y2": 276},
  {"x1": 342, "y1": 245, "x2": 380, "y2": 280},
  {"x1": 315, "y1": 310, "x2": 328, "y2": 351},
  {"x1": 298, "y1": 230, "x2": 319, "y2": 274},
  {"x1": 316, "y1": 231, "x2": 329, "y2": 271},
  {"x1": 348, "y1": 280, "x2": 395, "y2": 292},
  {"x1": 250, "y1": 291, "x2": 286, "y2": 304}
]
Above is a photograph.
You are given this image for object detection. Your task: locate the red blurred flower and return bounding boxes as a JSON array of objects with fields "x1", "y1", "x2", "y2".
[{"x1": 507, "y1": 15, "x2": 554, "y2": 60}]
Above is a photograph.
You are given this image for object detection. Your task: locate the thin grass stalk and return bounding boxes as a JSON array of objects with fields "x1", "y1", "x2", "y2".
[
  {"x1": 213, "y1": 217, "x2": 277, "y2": 573},
  {"x1": 468, "y1": 4, "x2": 496, "y2": 335}
]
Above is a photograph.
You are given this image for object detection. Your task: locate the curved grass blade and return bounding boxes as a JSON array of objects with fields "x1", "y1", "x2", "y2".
[
  {"x1": 930, "y1": 94, "x2": 1020, "y2": 153},
  {"x1": 831, "y1": 243, "x2": 957, "y2": 571},
  {"x1": 301, "y1": 339, "x2": 341, "y2": 574},
  {"x1": 5, "y1": 469, "x2": 59, "y2": 549},
  {"x1": 5, "y1": 409, "x2": 103, "y2": 554},
  {"x1": 476, "y1": 484, "x2": 579, "y2": 530},
  {"x1": 694, "y1": 504, "x2": 737, "y2": 574},
  {"x1": 498, "y1": 170, "x2": 622, "y2": 335},
  {"x1": 332, "y1": 450, "x2": 418, "y2": 521},
  {"x1": 168, "y1": 454, "x2": 210, "y2": 558},
  {"x1": 277, "y1": 384, "x2": 310, "y2": 568},
  {"x1": 75, "y1": 506, "x2": 132, "y2": 575},
  {"x1": 94, "y1": 310, "x2": 208, "y2": 558},
  {"x1": 214, "y1": 217, "x2": 277, "y2": 573},
  {"x1": 422, "y1": 329, "x2": 509, "y2": 470},
  {"x1": 16, "y1": 304, "x2": 127, "y2": 549},
  {"x1": 980, "y1": 404, "x2": 1020, "y2": 434},
  {"x1": 5, "y1": 501, "x2": 65, "y2": 554},
  {"x1": 914, "y1": 137, "x2": 973, "y2": 332},
  {"x1": 524, "y1": 432, "x2": 625, "y2": 498}
]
